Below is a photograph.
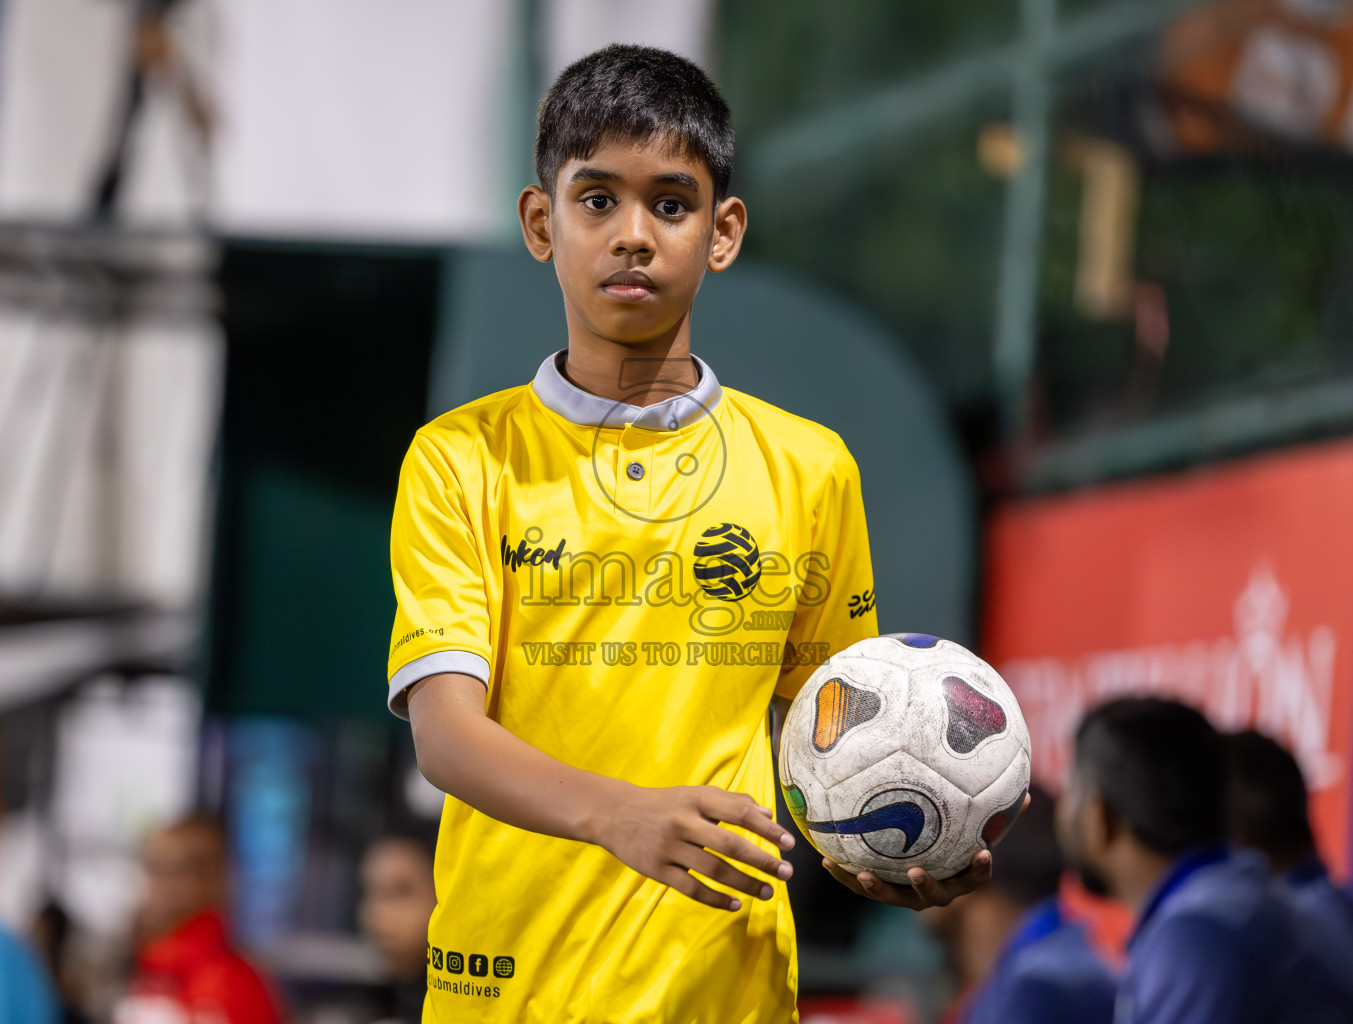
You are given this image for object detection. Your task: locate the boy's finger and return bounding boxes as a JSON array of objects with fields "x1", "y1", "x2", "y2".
[
  {"x1": 971, "y1": 849, "x2": 995, "y2": 883},
  {"x1": 904, "y1": 867, "x2": 945, "y2": 905},
  {"x1": 726, "y1": 802, "x2": 796, "y2": 850},
  {"x1": 659, "y1": 865, "x2": 741, "y2": 912},
  {"x1": 936, "y1": 849, "x2": 994, "y2": 894},
  {"x1": 853, "y1": 871, "x2": 921, "y2": 909},
  {"x1": 699, "y1": 791, "x2": 793, "y2": 848},
  {"x1": 821, "y1": 857, "x2": 869, "y2": 897},
  {"x1": 681, "y1": 849, "x2": 775, "y2": 900},
  {"x1": 698, "y1": 825, "x2": 794, "y2": 881},
  {"x1": 905, "y1": 850, "x2": 993, "y2": 907}
]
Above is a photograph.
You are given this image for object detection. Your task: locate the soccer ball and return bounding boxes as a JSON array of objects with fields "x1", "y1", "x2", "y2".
[{"x1": 778, "y1": 633, "x2": 1031, "y2": 882}]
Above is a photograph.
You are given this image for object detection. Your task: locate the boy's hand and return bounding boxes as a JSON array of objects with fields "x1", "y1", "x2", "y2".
[
  {"x1": 821, "y1": 851, "x2": 992, "y2": 910},
  {"x1": 592, "y1": 785, "x2": 796, "y2": 911},
  {"x1": 820, "y1": 792, "x2": 1031, "y2": 910}
]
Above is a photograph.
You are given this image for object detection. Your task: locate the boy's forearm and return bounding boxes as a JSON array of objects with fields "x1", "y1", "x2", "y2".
[
  {"x1": 408, "y1": 673, "x2": 624, "y2": 844},
  {"x1": 408, "y1": 675, "x2": 796, "y2": 912}
]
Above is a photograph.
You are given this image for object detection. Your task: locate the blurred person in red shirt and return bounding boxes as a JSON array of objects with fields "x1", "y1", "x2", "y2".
[
  {"x1": 359, "y1": 833, "x2": 437, "y2": 1024},
  {"x1": 113, "y1": 814, "x2": 283, "y2": 1024}
]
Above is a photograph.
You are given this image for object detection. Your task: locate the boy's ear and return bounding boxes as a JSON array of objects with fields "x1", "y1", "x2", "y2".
[
  {"x1": 518, "y1": 185, "x2": 553, "y2": 263},
  {"x1": 708, "y1": 196, "x2": 747, "y2": 274}
]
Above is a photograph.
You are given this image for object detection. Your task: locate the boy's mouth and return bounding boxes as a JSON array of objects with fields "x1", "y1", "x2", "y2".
[{"x1": 601, "y1": 270, "x2": 657, "y2": 302}]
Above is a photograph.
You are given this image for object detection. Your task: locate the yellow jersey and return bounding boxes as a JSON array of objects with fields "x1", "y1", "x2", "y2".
[{"x1": 387, "y1": 350, "x2": 878, "y2": 1023}]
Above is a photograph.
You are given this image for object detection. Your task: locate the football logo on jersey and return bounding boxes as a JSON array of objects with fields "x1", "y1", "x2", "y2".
[
  {"x1": 692, "y1": 522, "x2": 761, "y2": 600},
  {"x1": 788, "y1": 786, "x2": 942, "y2": 859},
  {"x1": 942, "y1": 675, "x2": 1008, "y2": 754}
]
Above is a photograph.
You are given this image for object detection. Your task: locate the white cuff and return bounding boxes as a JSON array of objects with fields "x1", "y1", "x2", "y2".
[{"x1": 387, "y1": 650, "x2": 491, "y2": 719}]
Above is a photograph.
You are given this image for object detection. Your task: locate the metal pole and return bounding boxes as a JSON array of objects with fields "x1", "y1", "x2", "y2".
[
  {"x1": 501, "y1": 0, "x2": 544, "y2": 240},
  {"x1": 747, "y1": 0, "x2": 1200, "y2": 200},
  {"x1": 993, "y1": 0, "x2": 1056, "y2": 438}
]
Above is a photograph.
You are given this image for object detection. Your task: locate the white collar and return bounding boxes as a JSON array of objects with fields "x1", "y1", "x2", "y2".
[{"x1": 530, "y1": 348, "x2": 721, "y2": 430}]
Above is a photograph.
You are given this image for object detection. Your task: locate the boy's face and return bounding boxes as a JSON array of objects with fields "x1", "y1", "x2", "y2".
[{"x1": 518, "y1": 137, "x2": 746, "y2": 345}]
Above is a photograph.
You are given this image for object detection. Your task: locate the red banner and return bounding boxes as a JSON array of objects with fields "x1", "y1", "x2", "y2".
[{"x1": 984, "y1": 440, "x2": 1353, "y2": 876}]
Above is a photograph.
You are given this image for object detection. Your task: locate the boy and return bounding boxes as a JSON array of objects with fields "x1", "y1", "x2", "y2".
[{"x1": 387, "y1": 45, "x2": 989, "y2": 1023}]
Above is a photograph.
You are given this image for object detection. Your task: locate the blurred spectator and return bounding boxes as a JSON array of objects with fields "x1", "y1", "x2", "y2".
[
  {"x1": 32, "y1": 901, "x2": 90, "y2": 1024},
  {"x1": 1058, "y1": 697, "x2": 1352, "y2": 1023},
  {"x1": 1225, "y1": 728, "x2": 1353, "y2": 1000},
  {"x1": 924, "y1": 784, "x2": 1115, "y2": 1024},
  {"x1": 112, "y1": 814, "x2": 283, "y2": 1024},
  {"x1": 1, "y1": 783, "x2": 61, "y2": 1024},
  {"x1": 359, "y1": 833, "x2": 437, "y2": 1024},
  {"x1": 0, "y1": 920, "x2": 60, "y2": 1024}
]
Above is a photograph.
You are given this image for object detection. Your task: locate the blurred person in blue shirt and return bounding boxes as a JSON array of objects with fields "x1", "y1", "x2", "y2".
[
  {"x1": 0, "y1": 922, "x2": 59, "y2": 1024},
  {"x1": 924, "y1": 782, "x2": 1116, "y2": 1024},
  {"x1": 1225, "y1": 728, "x2": 1353, "y2": 1000},
  {"x1": 1057, "y1": 697, "x2": 1352, "y2": 1024}
]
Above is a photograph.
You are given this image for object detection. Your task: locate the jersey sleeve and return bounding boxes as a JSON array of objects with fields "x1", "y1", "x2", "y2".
[
  {"x1": 386, "y1": 431, "x2": 493, "y2": 719},
  {"x1": 777, "y1": 440, "x2": 878, "y2": 699}
]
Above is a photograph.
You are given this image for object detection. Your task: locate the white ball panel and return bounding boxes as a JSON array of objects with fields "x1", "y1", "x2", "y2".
[
  {"x1": 821, "y1": 749, "x2": 970, "y2": 884},
  {"x1": 953, "y1": 646, "x2": 1033, "y2": 757},
  {"x1": 781, "y1": 655, "x2": 911, "y2": 789},
  {"x1": 925, "y1": 833, "x2": 983, "y2": 880},
  {"x1": 899, "y1": 660, "x2": 1029, "y2": 797},
  {"x1": 969, "y1": 746, "x2": 1034, "y2": 849}
]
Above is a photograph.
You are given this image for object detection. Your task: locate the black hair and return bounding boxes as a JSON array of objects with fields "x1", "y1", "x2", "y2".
[
  {"x1": 1225, "y1": 729, "x2": 1314, "y2": 863},
  {"x1": 1074, "y1": 697, "x2": 1226, "y2": 856},
  {"x1": 535, "y1": 44, "x2": 735, "y2": 201},
  {"x1": 989, "y1": 783, "x2": 1063, "y2": 906},
  {"x1": 368, "y1": 825, "x2": 438, "y2": 863}
]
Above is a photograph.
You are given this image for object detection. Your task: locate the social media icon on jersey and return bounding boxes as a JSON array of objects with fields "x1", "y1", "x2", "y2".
[
  {"x1": 429, "y1": 947, "x2": 443, "y2": 971},
  {"x1": 493, "y1": 956, "x2": 515, "y2": 979},
  {"x1": 469, "y1": 954, "x2": 488, "y2": 977},
  {"x1": 446, "y1": 952, "x2": 464, "y2": 975}
]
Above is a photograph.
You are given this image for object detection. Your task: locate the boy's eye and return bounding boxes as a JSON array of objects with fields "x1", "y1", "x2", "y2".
[
  {"x1": 658, "y1": 199, "x2": 683, "y2": 216},
  {"x1": 585, "y1": 195, "x2": 613, "y2": 211}
]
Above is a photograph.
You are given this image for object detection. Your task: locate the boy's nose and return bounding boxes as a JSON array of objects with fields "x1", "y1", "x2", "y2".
[{"x1": 611, "y1": 205, "x2": 653, "y2": 255}]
